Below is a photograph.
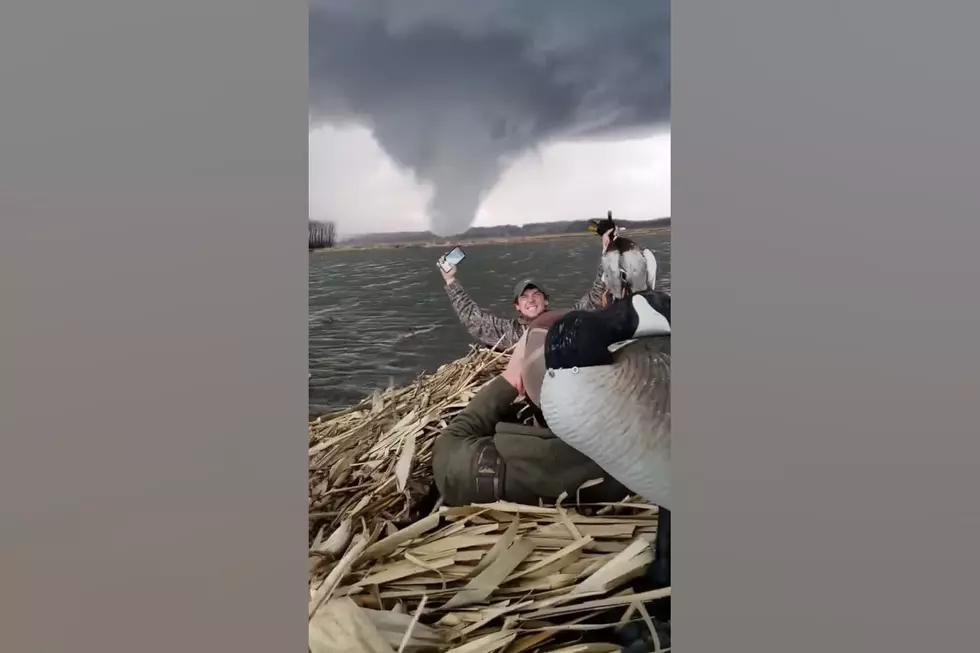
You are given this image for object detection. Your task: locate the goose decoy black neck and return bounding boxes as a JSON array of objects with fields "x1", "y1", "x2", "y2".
[{"x1": 544, "y1": 291, "x2": 671, "y2": 370}]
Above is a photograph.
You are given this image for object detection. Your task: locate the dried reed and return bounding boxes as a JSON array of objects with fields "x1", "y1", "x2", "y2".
[
  {"x1": 309, "y1": 346, "x2": 669, "y2": 653},
  {"x1": 309, "y1": 345, "x2": 509, "y2": 541}
]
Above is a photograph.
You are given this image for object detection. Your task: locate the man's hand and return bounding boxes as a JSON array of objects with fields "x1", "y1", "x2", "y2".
[
  {"x1": 438, "y1": 257, "x2": 457, "y2": 285},
  {"x1": 501, "y1": 333, "x2": 528, "y2": 395}
]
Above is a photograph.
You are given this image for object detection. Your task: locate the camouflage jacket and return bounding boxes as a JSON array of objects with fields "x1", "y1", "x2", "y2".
[{"x1": 445, "y1": 266, "x2": 608, "y2": 350}]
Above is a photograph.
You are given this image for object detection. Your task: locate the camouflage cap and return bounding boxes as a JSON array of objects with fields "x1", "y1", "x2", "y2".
[{"x1": 513, "y1": 278, "x2": 548, "y2": 302}]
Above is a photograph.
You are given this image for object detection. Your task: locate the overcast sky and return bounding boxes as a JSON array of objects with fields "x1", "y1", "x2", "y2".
[{"x1": 309, "y1": 0, "x2": 670, "y2": 237}]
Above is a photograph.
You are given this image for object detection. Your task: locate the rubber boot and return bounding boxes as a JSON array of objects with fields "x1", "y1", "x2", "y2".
[{"x1": 648, "y1": 508, "x2": 670, "y2": 589}]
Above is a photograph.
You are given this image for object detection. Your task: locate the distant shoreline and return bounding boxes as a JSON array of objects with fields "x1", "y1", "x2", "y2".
[{"x1": 311, "y1": 226, "x2": 671, "y2": 253}]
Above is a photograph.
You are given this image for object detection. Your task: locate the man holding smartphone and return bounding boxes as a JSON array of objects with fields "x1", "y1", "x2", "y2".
[{"x1": 438, "y1": 235, "x2": 612, "y2": 350}]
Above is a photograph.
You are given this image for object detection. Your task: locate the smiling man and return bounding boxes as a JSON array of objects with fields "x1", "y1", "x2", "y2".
[
  {"x1": 512, "y1": 280, "x2": 548, "y2": 320},
  {"x1": 439, "y1": 250, "x2": 608, "y2": 350}
]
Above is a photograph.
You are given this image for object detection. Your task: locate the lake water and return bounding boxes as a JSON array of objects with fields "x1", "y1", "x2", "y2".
[{"x1": 309, "y1": 234, "x2": 671, "y2": 416}]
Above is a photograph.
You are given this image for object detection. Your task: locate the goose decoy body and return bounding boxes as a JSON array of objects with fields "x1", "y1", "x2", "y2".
[{"x1": 539, "y1": 290, "x2": 672, "y2": 510}]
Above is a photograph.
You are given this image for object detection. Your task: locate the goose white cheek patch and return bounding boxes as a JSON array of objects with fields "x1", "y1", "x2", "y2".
[{"x1": 632, "y1": 295, "x2": 671, "y2": 336}]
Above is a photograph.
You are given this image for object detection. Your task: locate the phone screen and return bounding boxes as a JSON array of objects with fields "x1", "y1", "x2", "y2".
[{"x1": 444, "y1": 247, "x2": 465, "y2": 266}]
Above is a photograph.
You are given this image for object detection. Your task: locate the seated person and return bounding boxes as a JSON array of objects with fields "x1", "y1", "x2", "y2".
[{"x1": 431, "y1": 311, "x2": 629, "y2": 506}]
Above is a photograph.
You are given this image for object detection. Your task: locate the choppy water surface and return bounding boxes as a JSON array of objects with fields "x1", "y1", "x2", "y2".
[{"x1": 309, "y1": 235, "x2": 670, "y2": 416}]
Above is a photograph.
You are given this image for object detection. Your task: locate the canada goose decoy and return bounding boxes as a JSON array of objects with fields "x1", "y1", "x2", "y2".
[
  {"x1": 539, "y1": 290, "x2": 672, "y2": 509},
  {"x1": 588, "y1": 211, "x2": 659, "y2": 300}
]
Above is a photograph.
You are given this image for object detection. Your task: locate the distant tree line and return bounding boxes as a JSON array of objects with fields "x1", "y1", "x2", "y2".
[
  {"x1": 309, "y1": 220, "x2": 336, "y2": 249},
  {"x1": 343, "y1": 216, "x2": 671, "y2": 246}
]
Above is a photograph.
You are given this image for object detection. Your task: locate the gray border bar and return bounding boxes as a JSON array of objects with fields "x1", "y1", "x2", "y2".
[
  {"x1": 3, "y1": 0, "x2": 980, "y2": 651},
  {"x1": 0, "y1": 1, "x2": 307, "y2": 651},
  {"x1": 676, "y1": 0, "x2": 980, "y2": 649}
]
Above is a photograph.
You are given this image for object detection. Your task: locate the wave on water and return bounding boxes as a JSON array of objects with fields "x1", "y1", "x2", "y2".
[
  {"x1": 390, "y1": 324, "x2": 440, "y2": 346},
  {"x1": 308, "y1": 307, "x2": 336, "y2": 326}
]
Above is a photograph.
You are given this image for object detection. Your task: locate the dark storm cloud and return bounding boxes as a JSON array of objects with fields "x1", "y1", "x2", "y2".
[{"x1": 309, "y1": 0, "x2": 670, "y2": 235}]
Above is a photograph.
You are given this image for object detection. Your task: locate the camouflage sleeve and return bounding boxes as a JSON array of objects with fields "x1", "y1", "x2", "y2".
[
  {"x1": 571, "y1": 264, "x2": 609, "y2": 312},
  {"x1": 445, "y1": 281, "x2": 525, "y2": 349}
]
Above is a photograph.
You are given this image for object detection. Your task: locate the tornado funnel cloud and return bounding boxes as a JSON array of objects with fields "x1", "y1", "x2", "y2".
[{"x1": 309, "y1": 0, "x2": 671, "y2": 235}]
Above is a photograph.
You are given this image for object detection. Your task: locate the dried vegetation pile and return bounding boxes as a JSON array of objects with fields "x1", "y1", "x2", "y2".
[{"x1": 308, "y1": 346, "x2": 669, "y2": 653}]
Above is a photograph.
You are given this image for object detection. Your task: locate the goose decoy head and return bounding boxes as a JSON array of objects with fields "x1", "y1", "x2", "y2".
[{"x1": 588, "y1": 210, "x2": 617, "y2": 238}]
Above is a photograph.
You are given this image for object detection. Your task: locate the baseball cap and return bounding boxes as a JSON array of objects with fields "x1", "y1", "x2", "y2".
[{"x1": 513, "y1": 279, "x2": 548, "y2": 302}]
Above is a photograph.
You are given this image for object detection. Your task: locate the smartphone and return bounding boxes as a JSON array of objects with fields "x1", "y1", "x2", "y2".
[{"x1": 438, "y1": 246, "x2": 466, "y2": 272}]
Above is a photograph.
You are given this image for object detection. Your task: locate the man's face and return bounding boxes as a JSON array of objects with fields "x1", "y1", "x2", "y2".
[{"x1": 515, "y1": 287, "x2": 547, "y2": 320}]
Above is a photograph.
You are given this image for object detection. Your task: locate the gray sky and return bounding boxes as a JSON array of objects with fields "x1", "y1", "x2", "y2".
[{"x1": 309, "y1": 0, "x2": 671, "y2": 237}]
